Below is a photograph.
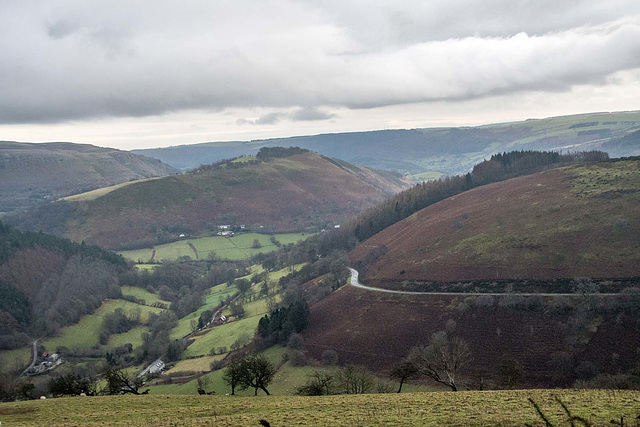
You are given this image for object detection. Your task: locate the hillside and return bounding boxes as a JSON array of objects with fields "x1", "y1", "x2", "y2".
[
  {"x1": 0, "y1": 222, "x2": 127, "y2": 351},
  {"x1": 8, "y1": 150, "x2": 407, "y2": 249},
  {"x1": 0, "y1": 141, "x2": 177, "y2": 215},
  {"x1": 0, "y1": 390, "x2": 638, "y2": 425},
  {"x1": 132, "y1": 110, "x2": 640, "y2": 175},
  {"x1": 350, "y1": 159, "x2": 640, "y2": 282}
]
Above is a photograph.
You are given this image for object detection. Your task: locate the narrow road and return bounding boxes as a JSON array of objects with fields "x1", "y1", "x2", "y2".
[
  {"x1": 20, "y1": 339, "x2": 37, "y2": 377},
  {"x1": 347, "y1": 268, "x2": 619, "y2": 297}
]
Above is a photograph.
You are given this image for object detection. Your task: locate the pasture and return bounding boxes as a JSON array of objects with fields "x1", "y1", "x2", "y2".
[
  {"x1": 0, "y1": 389, "x2": 638, "y2": 425},
  {"x1": 118, "y1": 232, "x2": 309, "y2": 262}
]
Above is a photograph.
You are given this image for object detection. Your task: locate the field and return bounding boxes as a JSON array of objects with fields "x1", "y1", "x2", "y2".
[
  {"x1": 1, "y1": 389, "x2": 638, "y2": 426},
  {"x1": 120, "y1": 286, "x2": 170, "y2": 307},
  {"x1": 119, "y1": 232, "x2": 309, "y2": 262},
  {"x1": 0, "y1": 299, "x2": 166, "y2": 374},
  {"x1": 39, "y1": 300, "x2": 165, "y2": 353},
  {"x1": 182, "y1": 316, "x2": 263, "y2": 358},
  {"x1": 61, "y1": 178, "x2": 162, "y2": 201}
]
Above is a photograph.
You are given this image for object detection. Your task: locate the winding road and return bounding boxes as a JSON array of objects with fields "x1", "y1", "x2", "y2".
[{"x1": 347, "y1": 268, "x2": 619, "y2": 297}]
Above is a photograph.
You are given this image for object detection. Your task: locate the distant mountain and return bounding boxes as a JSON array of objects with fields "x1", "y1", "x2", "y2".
[
  {"x1": 132, "y1": 111, "x2": 640, "y2": 176},
  {"x1": 0, "y1": 141, "x2": 177, "y2": 214},
  {"x1": 601, "y1": 130, "x2": 640, "y2": 158},
  {"x1": 7, "y1": 149, "x2": 407, "y2": 249},
  {"x1": 350, "y1": 158, "x2": 640, "y2": 282}
]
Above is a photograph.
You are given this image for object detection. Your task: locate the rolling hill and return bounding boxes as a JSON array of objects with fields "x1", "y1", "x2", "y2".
[
  {"x1": 132, "y1": 110, "x2": 640, "y2": 176},
  {"x1": 301, "y1": 158, "x2": 640, "y2": 386},
  {"x1": 350, "y1": 158, "x2": 640, "y2": 283},
  {"x1": 0, "y1": 141, "x2": 177, "y2": 215},
  {"x1": 8, "y1": 149, "x2": 407, "y2": 249}
]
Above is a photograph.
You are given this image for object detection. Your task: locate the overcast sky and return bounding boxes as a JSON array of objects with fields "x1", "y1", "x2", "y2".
[{"x1": 2, "y1": 0, "x2": 640, "y2": 149}]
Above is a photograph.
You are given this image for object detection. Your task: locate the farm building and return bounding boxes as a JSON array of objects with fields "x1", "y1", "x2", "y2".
[{"x1": 138, "y1": 359, "x2": 165, "y2": 378}]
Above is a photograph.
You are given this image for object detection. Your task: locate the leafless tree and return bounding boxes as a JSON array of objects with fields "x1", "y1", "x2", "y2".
[{"x1": 407, "y1": 331, "x2": 471, "y2": 391}]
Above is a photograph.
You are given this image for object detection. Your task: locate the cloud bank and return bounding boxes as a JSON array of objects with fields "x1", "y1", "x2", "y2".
[{"x1": 1, "y1": 1, "x2": 639, "y2": 124}]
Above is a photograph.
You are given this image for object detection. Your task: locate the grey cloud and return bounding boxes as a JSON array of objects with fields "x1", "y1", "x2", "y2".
[
  {"x1": 1, "y1": 1, "x2": 640, "y2": 124},
  {"x1": 290, "y1": 107, "x2": 336, "y2": 121},
  {"x1": 256, "y1": 112, "x2": 286, "y2": 125}
]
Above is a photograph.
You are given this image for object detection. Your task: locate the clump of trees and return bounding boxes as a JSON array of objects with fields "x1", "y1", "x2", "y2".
[
  {"x1": 256, "y1": 299, "x2": 310, "y2": 346},
  {"x1": 256, "y1": 146, "x2": 309, "y2": 160},
  {"x1": 222, "y1": 355, "x2": 276, "y2": 395}
]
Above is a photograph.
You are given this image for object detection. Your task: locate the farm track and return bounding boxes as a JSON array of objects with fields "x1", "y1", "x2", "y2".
[
  {"x1": 187, "y1": 242, "x2": 199, "y2": 259},
  {"x1": 347, "y1": 268, "x2": 620, "y2": 297}
]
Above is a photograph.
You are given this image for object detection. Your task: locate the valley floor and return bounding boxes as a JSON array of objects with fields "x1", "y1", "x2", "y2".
[{"x1": 0, "y1": 389, "x2": 638, "y2": 426}]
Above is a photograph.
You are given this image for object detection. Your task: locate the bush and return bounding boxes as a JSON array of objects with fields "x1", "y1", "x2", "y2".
[
  {"x1": 321, "y1": 349, "x2": 338, "y2": 366},
  {"x1": 287, "y1": 349, "x2": 307, "y2": 367},
  {"x1": 287, "y1": 333, "x2": 305, "y2": 350}
]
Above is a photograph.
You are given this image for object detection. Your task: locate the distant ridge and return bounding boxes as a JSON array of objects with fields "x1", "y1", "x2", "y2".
[
  {"x1": 0, "y1": 141, "x2": 177, "y2": 214},
  {"x1": 132, "y1": 110, "x2": 640, "y2": 175}
]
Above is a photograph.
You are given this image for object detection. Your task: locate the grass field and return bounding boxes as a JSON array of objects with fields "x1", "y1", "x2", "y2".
[
  {"x1": 120, "y1": 287, "x2": 170, "y2": 307},
  {"x1": 1, "y1": 389, "x2": 638, "y2": 425},
  {"x1": 40, "y1": 300, "x2": 166, "y2": 353},
  {"x1": 61, "y1": 177, "x2": 162, "y2": 202},
  {"x1": 119, "y1": 233, "x2": 310, "y2": 262},
  {"x1": 164, "y1": 355, "x2": 226, "y2": 375},
  {"x1": 182, "y1": 316, "x2": 262, "y2": 358},
  {"x1": 0, "y1": 299, "x2": 167, "y2": 370}
]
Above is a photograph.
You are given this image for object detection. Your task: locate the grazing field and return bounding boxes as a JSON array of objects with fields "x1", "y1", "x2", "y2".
[
  {"x1": 0, "y1": 299, "x2": 166, "y2": 372},
  {"x1": 170, "y1": 282, "x2": 241, "y2": 340},
  {"x1": 107, "y1": 326, "x2": 149, "y2": 349},
  {"x1": 120, "y1": 286, "x2": 170, "y2": 307},
  {"x1": 0, "y1": 389, "x2": 638, "y2": 426},
  {"x1": 39, "y1": 300, "x2": 165, "y2": 353},
  {"x1": 182, "y1": 316, "x2": 262, "y2": 358},
  {"x1": 164, "y1": 355, "x2": 226, "y2": 375},
  {"x1": 119, "y1": 232, "x2": 309, "y2": 262},
  {"x1": 61, "y1": 178, "x2": 162, "y2": 201}
]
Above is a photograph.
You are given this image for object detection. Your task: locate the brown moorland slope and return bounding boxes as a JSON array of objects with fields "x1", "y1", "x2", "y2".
[
  {"x1": 11, "y1": 152, "x2": 407, "y2": 249},
  {"x1": 0, "y1": 141, "x2": 176, "y2": 214},
  {"x1": 350, "y1": 159, "x2": 640, "y2": 283},
  {"x1": 303, "y1": 285, "x2": 640, "y2": 387}
]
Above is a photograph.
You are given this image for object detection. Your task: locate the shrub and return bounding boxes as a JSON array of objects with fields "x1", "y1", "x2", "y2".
[{"x1": 321, "y1": 349, "x2": 338, "y2": 366}]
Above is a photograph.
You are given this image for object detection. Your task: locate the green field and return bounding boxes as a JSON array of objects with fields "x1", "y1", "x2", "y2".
[
  {"x1": 120, "y1": 286, "x2": 170, "y2": 307},
  {"x1": 1, "y1": 389, "x2": 638, "y2": 425},
  {"x1": 0, "y1": 299, "x2": 167, "y2": 373},
  {"x1": 40, "y1": 300, "x2": 165, "y2": 353},
  {"x1": 182, "y1": 316, "x2": 262, "y2": 358},
  {"x1": 119, "y1": 232, "x2": 310, "y2": 262},
  {"x1": 170, "y1": 282, "x2": 241, "y2": 340}
]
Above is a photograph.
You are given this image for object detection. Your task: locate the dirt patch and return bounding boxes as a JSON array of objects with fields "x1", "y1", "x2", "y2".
[{"x1": 0, "y1": 407, "x2": 37, "y2": 415}]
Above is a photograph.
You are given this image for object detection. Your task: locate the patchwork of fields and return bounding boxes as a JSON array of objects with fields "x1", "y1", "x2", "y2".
[{"x1": 119, "y1": 232, "x2": 309, "y2": 262}]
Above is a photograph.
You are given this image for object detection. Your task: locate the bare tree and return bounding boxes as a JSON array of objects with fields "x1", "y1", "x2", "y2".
[
  {"x1": 103, "y1": 366, "x2": 147, "y2": 395},
  {"x1": 407, "y1": 331, "x2": 471, "y2": 391}
]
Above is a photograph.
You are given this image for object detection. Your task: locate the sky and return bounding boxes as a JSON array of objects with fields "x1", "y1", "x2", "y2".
[{"x1": 1, "y1": 0, "x2": 640, "y2": 150}]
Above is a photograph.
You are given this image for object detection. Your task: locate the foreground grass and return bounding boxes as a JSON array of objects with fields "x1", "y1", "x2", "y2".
[{"x1": 0, "y1": 389, "x2": 638, "y2": 426}]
